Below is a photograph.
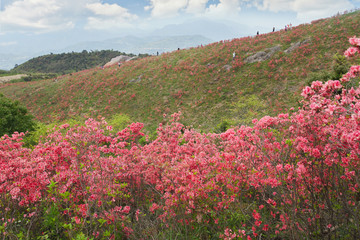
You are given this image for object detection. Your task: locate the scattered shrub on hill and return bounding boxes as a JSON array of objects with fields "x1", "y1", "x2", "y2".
[
  {"x1": 231, "y1": 94, "x2": 268, "y2": 126},
  {"x1": 332, "y1": 54, "x2": 351, "y2": 80},
  {"x1": 0, "y1": 93, "x2": 35, "y2": 136},
  {"x1": 215, "y1": 119, "x2": 235, "y2": 133},
  {"x1": 306, "y1": 54, "x2": 351, "y2": 86},
  {"x1": 108, "y1": 113, "x2": 133, "y2": 132},
  {"x1": 23, "y1": 118, "x2": 85, "y2": 147}
]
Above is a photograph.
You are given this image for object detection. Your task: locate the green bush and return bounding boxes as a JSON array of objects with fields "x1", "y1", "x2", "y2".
[
  {"x1": 0, "y1": 94, "x2": 35, "y2": 136},
  {"x1": 108, "y1": 113, "x2": 132, "y2": 132},
  {"x1": 23, "y1": 118, "x2": 85, "y2": 147},
  {"x1": 332, "y1": 54, "x2": 351, "y2": 80},
  {"x1": 305, "y1": 70, "x2": 333, "y2": 86}
]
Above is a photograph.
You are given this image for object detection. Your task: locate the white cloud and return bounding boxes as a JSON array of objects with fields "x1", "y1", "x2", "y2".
[
  {"x1": 0, "y1": 0, "x2": 74, "y2": 32},
  {"x1": 293, "y1": 0, "x2": 353, "y2": 20},
  {"x1": 0, "y1": 0, "x2": 138, "y2": 32},
  {"x1": 252, "y1": 0, "x2": 292, "y2": 12},
  {"x1": 206, "y1": 0, "x2": 242, "y2": 17},
  {"x1": 145, "y1": 0, "x2": 189, "y2": 17},
  {"x1": 251, "y1": 0, "x2": 354, "y2": 20},
  {"x1": 186, "y1": 0, "x2": 209, "y2": 14},
  {"x1": 85, "y1": 3, "x2": 138, "y2": 30},
  {"x1": 0, "y1": 41, "x2": 17, "y2": 46},
  {"x1": 144, "y1": 0, "x2": 244, "y2": 18}
]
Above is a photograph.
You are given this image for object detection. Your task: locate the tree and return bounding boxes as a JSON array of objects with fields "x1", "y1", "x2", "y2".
[{"x1": 0, "y1": 94, "x2": 35, "y2": 136}]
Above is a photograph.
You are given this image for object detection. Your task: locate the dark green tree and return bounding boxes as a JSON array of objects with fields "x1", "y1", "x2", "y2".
[{"x1": 0, "y1": 94, "x2": 35, "y2": 136}]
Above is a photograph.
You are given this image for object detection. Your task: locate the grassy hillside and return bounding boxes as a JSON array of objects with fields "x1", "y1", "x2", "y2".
[{"x1": 1, "y1": 11, "x2": 359, "y2": 132}]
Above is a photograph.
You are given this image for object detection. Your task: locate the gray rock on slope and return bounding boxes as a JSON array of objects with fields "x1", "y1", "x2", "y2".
[
  {"x1": 104, "y1": 55, "x2": 137, "y2": 67},
  {"x1": 284, "y1": 38, "x2": 311, "y2": 54},
  {"x1": 244, "y1": 45, "x2": 281, "y2": 63}
]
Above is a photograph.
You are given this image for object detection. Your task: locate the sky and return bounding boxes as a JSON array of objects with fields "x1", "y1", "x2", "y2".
[{"x1": 0, "y1": 0, "x2": 360, "y2": 69}]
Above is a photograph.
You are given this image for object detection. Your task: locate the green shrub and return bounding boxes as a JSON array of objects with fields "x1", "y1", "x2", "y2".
[
  {"x1": 332, "y1": 54, "x2": 351, "y2": 80},
  {"x1": 0, "y1": 94, "x2": 35, "y2": 136},
  {"x1": 215, "y1": 119, "x2": 235, "y2": 133},
  {"x1": 305, "y1": 70, "x2": 333, "y2": 86},
  {"x1": 108, "y1": 113, "x2": 132, "y2": 132}
]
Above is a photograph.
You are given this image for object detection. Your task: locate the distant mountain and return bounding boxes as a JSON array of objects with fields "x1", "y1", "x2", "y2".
[
  {"x1": 62, "y1": 35, "x2": 214, "y2": 55},
  {"x1": 151, "y1": 19, "x2": 253, "y2": 41},
  {"x1": 0, "y1": 53, "x2": 30, "y2": 70}
]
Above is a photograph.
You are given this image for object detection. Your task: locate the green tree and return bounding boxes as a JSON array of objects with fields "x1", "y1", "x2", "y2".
[{"x1": 0, "y1": 94, "x2": 35, "y2": 136}]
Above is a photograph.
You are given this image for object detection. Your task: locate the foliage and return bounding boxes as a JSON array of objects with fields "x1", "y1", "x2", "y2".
[
  {"x1": 23, "y1": 118, "x2": 85, "y2": 147},
  {"x1": 332, "y1": 54, "x2": 351, "y2": 80},
  {"x1": 230, "y1": 94, "x2": 268, "y2": 126},
  {"x1": 107, "y1": 113, "x2": 133, "y2": 132},
  {"x1": 0, "y1": 93, "x2": 35, "y2": 136},
  {"x1": 215, "y1": 119, "x2": 235, "y2": 133},
  {"x1": 1, "y1": 37, "x2": 360, "y2": 239}
]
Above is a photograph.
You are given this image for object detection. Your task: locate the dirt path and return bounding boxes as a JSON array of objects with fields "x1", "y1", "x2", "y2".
[{"x1": 0, "y1": 74, "x2": 27, "y2": 83}]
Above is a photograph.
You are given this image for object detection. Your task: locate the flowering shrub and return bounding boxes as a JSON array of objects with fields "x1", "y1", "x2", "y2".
[{"x1": 1, "y1": 37, "x2": 360, "y2": 239}]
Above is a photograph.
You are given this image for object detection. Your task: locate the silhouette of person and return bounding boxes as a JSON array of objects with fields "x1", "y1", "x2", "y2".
[
  {"x1": 257, "y1": 31, "x2": 259, "y2": 35},
  {"x1": 273, "y1": 27, "x2": 275, "y2": 32}
]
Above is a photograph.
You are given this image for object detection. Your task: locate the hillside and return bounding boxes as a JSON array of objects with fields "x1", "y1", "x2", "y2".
[
  {"x1": 11, "y1": 50, "x2": 136, "y2": 74},
  {"x1": 1, "y1": 11, "x2": 359, "y2": 132}
]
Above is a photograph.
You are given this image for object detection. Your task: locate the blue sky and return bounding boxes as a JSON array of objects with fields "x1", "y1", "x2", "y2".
[{"x1": 0, "y1": 0, "x2": 359, "y2": 69}]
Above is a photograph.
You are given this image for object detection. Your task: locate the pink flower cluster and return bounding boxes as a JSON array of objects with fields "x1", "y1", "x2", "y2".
[
  {"x1": 342, "y1": 36, "x2": 360, "y2": 83},
  {"x1": 349, "y1": 36, "x2": 360, "y2": 46}
]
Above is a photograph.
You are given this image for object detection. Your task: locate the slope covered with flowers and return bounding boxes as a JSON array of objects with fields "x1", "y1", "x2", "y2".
[
  {"x1": 1, "y1": 37, "x2": 360, "y2": 239},
  {"x1": 1, "y1": 11, "x2": 359, "y2": 132}
]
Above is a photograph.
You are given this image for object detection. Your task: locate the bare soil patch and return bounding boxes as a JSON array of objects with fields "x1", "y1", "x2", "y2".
[{"x1": 0, "y1": 74, "x2": 27, "y2": 83}]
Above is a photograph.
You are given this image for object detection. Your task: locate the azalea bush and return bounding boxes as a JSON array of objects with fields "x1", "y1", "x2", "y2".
[{"x1": 1, "y1": 37, "x2": 360, "y2": 239}]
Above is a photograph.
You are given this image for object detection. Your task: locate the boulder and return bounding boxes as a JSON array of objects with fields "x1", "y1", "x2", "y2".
[
  {"x1": 129, "y1": 75, "x2": 142, "y2": 83},
  {"x1": 245, "y1": 45, "x2": 281, "y2": 63},
  {"x1": 222, "y1": 64, "x2": 232, "y2": 71},
  {"x1": 104, "y1": 55, "x2": 136, "y2": 67},
  {"x1": 284, "y1": 38, "x2": 311, "y2": 54}
]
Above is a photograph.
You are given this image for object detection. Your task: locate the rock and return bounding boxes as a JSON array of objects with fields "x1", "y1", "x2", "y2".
[
  {"x1": 284, "y1": 38, "x2": 311, "y2": 54},
  {"x1": 245, "y1": 45, "x2": 281, "y2": 63},
  {"x1": 104, "y1": 55, "x2": 137, "y2": 67},
  {"x1": 222, "y1": 64, "x2": 232, "y2": 71},
  {"x1": 129, "y1": 75, "x2": 142, "y2": 83}
]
